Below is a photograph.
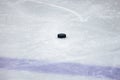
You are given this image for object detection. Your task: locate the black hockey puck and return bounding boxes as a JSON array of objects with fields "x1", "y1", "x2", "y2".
[{"x1": 57, "y1": 33, "x2": 66, "y2": 38}]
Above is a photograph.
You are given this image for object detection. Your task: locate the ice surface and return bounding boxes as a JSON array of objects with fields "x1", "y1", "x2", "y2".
[{"x1": 0, "y1": 0, "x2": 120, "y2": 80}]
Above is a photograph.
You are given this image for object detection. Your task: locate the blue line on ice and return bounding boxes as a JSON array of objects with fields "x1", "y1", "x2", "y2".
[{"x1": 0, "y1": 57, "x2": 120, "y2": 80}]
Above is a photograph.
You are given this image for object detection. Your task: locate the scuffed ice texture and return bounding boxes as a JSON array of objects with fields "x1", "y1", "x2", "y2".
[
  {"x1": 0, "y1": 0, "x2": 120, "y2": 66},
  {"x1": 0, "y1": 69, "x2": 115, "y2": 80},
  {"x1": 0, "y1": 0, "x2": 120, "y2": 80},
  {"x1": 0, "y1": 57, "x2": 120, "y2": 80}
]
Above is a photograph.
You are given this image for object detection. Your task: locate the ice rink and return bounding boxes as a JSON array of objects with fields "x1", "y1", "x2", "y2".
[{"x1": 0, "y1": 0, "x2": 120, "y2": 80}]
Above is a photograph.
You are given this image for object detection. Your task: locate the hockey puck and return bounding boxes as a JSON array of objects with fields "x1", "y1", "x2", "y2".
[{"x1": 57, "y1": 33, "x2": 66, "y2": 38}]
